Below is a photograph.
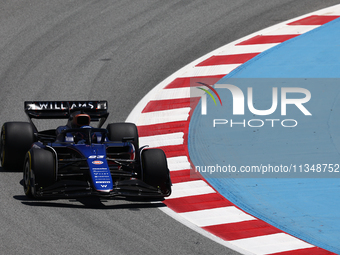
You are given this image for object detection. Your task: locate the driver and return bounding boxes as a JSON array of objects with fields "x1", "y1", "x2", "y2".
[
  {"x1": 56, "y1": 112, "x2": 92, "y2": 142},
  {"x1": 71, "y1": 113, "x2": 91, "y2": 144},
  {"x1": 68, "y1": 112, "x2": 91, "y2": 128}
]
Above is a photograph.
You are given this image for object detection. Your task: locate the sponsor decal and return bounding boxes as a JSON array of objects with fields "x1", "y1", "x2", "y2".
[
  {"x1": 26, "y1": 101, "x2": 106, "y2": 110},
  {"x1": 89, "y1": 155, "x2": 105, "y2": 159},
  {"x1": 92, "y1": 160, "x2": 104, "y2": 165},
  {"x1": 92, "y1": 167, "x2": 107, "y2": 170}
]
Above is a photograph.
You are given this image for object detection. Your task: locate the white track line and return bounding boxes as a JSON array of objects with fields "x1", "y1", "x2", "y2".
[
  {"x1": 166, "y1": 156, "x2": 191, "y2": 171},
  {"x1": 137, "y1": 107, "x2": 190, "y2": 126},
  {"x1": 179, "y1": 207, "x2": 255, "y2": 227},
  {"x1": 168, "y1": 180, "x2": 216, "y2": 199}
]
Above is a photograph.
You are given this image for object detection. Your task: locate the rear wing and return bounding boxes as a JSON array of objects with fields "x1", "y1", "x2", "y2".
[{"x1": 24, "y1": 101, "x2": 109, "y2": 127}]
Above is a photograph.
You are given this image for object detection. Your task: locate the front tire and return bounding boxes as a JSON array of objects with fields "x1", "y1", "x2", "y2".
[
  {"x1": 142, "y1": 149, "x2": 171, "y2": 196},
  {"x1": 107, "y1": 122, "x2": 139, "y2": 159},
  {"x1": 23, "y1": 149, "x2": 55, "y2": 198},
  {"x1": 1, "y1": 122, "x2": 35, "y2": 170}
]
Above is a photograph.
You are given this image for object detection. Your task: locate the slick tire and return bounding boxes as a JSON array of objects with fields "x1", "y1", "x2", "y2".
[
  {"x1": 24, "y1": 149, "x2": 55, "y2": 198},
  {"x1": 142, "y1": 149, "x2": 171, "y2": 196},
  {"x1": 1, "y1": 122, "x2": 35, "y2": 170},
  {"x1": 107, "y1": 122, "x2": 139, "y2": 158}
]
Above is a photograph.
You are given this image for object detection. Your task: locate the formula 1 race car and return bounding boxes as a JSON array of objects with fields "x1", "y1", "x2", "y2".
[{"x1": 0, "y1": 101, "x2": 171, "y2": 199}]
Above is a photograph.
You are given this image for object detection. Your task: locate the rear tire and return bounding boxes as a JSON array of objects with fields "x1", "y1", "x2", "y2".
[
  {"x1": 23, "y1": 149, "x2": 55, "y2": 198},
  {"x1": 142, "y1": 149, "x2": 171, "y2": 196},
  {"x1": 1, "y1": 122, "x2": 35, "y2": 170}
]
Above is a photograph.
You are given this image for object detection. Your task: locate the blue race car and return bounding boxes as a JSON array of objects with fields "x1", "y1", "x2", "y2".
[{"x1": 0, "y1": 101, "x2": 171, "y2": 199}]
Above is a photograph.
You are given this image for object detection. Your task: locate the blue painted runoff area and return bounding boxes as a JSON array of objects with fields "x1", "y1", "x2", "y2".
[{"x1": 189, "y1": 18, "x2": 340, "y2": 253}]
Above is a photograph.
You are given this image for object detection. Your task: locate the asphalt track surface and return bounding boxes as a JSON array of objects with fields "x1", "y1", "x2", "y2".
[{"x1": 0, "y1": 1, "x2": 339, "y2": 254}]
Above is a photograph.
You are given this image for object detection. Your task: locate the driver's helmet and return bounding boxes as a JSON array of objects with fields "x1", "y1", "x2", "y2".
[{"x1": 68, "y1": 112, "x2": 91, "y2": 128}]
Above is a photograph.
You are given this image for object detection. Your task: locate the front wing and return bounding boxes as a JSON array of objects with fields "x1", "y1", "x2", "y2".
[{"x1": 32, "y1": 178, "x2": 169, "y2": 199}]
